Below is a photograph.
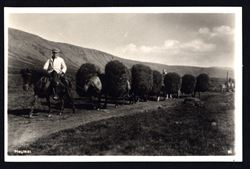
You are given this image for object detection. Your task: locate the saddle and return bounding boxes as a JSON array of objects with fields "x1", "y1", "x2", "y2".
[{"x1": 50, "y1": 74, "x2": 70, "y2": 100}]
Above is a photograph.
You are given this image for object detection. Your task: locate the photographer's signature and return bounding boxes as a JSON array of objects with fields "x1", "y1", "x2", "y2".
[{"x1": 14, "y1": 149, "x2": 31, "y2": 155}]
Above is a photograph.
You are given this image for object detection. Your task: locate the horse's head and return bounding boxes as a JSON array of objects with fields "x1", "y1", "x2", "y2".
[
  {"x1": 20, "y1": 68, "x2": 32, "y2": 91},
  {"x1": 50, "y1": 70, "x2": 60, "y2": 87},
  {"x1": 84, "y1": 76, "x2": 102, "y2": 94}
]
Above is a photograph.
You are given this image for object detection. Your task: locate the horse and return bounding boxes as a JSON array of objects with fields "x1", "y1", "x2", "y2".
[
  {"x1": 79, "y1": 75, "x2": 103, "y2": 110},
  {"x1": 227, "y1": 79, "x2": 235, "y2": 92},
  {"x1": 220, "y1": 83, "x2": 227, "y2": 93},
  {"x1": 20, "y1": 68, "x2": 75, "y2": 118}
]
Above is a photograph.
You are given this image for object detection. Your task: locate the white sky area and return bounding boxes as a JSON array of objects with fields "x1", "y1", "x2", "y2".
[{"x1": 8, "y1": 13, "x2": 235, "y2": 68}]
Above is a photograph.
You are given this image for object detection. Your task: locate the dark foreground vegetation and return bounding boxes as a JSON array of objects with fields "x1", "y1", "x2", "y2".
[{"x1": 16, "y1": 92, "x2": 234, "y2": 156}]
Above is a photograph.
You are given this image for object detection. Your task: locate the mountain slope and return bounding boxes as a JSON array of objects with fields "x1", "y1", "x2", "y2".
[{"x1": 8, "y1": 28, "x2": 234, "y2": 79}]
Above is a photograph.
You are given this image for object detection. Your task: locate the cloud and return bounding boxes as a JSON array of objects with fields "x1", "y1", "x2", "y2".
[
  {"x1": 164, "y1": 40, "x2": 180, "y2": 49},
  {"x1": 198, "y1": 27, "x2": 210, "y2": 34},
  {"x1": 140, "y1": 46, "x2": 154, "y2": 53},
  {"x1": 199, "y1": 25, "x2": 234, "y2": 38},
  {"x1": 123, "y1": 32, "x2": 128, "y2": 38},
  {"x1": 181, "y1": 39, "x2": 216, "y2": 52},
  {"x1": 112, "y1": 38, "x2": 218, "y2": 67},
  {"x1": 122, "y1": 43, "x2": 137, "y2": 53},
  {"x1": 112, "y1": 25, "x2": 234, "y2": 67},
  {"x1": 120, "y1": 38, "x2": 215, "y2": 55}
]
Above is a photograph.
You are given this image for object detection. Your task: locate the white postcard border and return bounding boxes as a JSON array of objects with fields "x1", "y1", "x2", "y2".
[{"x1": 4, "y1": 7, "x2": 242, "y2": 162}]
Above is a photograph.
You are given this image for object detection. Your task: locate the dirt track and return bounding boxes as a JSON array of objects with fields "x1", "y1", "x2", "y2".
[{"x1": 8, "y1": 99, "x2": 181, "y2": 153}]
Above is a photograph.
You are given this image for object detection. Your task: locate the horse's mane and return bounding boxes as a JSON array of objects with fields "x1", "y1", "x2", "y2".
[{"x1": 21, "y1": 68, "x2": 49, "y2": 84}]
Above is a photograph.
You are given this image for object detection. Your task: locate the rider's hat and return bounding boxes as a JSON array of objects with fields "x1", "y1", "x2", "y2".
[{"x1": 52, "y1": 48, "x2": 60, "y2": 53}]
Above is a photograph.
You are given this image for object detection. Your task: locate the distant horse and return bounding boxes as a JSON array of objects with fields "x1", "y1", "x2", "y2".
[
  {"x1": 230, "y1": 81, "x2": 235, "y2": 92},
  {"x1": 20, "y1": 68, "x2": 75, "y2": 117},
  {"x1": 77, "y1": 75, "x2": 103, "y2": 110},
  {"x1": 220, "y1": 83, "x2": 227, "y2": 93},
  {"x1": 227, "y1": 80, "x2": 235, "y2": 92}
]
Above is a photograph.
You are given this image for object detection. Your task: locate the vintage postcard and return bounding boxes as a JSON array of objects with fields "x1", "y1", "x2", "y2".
[{"x1": 4, "y1": 7, "x2": 242, "y2": 162}]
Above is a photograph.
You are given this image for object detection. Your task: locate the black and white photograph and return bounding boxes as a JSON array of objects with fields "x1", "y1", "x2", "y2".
[{"x1": 4, "y1": 7, "x2": 242, "y2": 162}]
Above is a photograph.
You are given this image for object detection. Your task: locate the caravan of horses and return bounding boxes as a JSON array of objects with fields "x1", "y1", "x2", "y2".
[{"x1": 20, "y1": 60, "x2": 234, "y2": 118}]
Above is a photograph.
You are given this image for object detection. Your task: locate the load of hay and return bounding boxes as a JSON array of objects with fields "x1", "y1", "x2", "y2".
[
  {"x1": 195, "y1": 73, "x2": 210, "y2": 92},
  {"x1": 181, "y1": 74, "x2": 196, "y2": 95},
  {"x1": 150, "y1": 70, "x2": 163, "y2": 96},
  {"x1": 76, "y1": 63, "x2": 101, "y2": 97},
  {"x1": 105, "y1": 60, "x2": 130, "y2": 98},
  {"x1": 164, "y1": 72, "x2": 181, "y2": 95},
  {"x1": 131, "y1": 64, "x2": 153, "y2": 99}
]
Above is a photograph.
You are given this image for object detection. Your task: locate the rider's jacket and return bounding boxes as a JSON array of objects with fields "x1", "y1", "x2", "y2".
[{"x1": 43, "y1": 56, "x2": 67, "y2": 74}]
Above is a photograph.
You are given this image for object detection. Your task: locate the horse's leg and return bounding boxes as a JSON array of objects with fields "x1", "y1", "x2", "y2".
[
  {"x1": 114, "y1": 97, "x2": 118, "y2": 108},
  {"x1": 103, "y1": 94, "x2": 107, "y2": 109},
  {"x1": 97, "y1": 94, "x2": 101, "y2": 110},
  {"x1": 130, "y1": 93, "x2": 135, "y2": 104},
  {"x1": 71, "y1": 97, "x2": 75, "y2": 114},
  {"x1": 127, "y1": 94, "x2": 131, "y2": 104},
  {"x1": 59, "y1": 98, "x2": 64, "y2": 116},
  {"x1": 131, "y1": 94, "x2": 135, "y2": 104},
  {"x1": 66, "y1": 90, "x2": 75, "y2": 113},
  {"x1": 157, "y1": 95, "x2": 160, "y2": 102},
  {"x1": 46, "y1": 96, "x2": 52, "y2": 118},
  {"x1": 136, "y1": 95, "x2": 139, "y2": 103},
  {"x1": 90, "y1": 96, "x2": 97, "y2": 110},
  {"x1": 94, "y1": 96, "x2": 99, "y2": 110},
  {"x1": 163, "y1": 91, "x2": 166, "y2": 100},
  {"x1": 29, "y1": 95, "x2": 38, "y2": 118}
]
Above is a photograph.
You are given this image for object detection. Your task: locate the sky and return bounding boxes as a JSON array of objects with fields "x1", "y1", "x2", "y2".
[{"x1": 8, "y1": 12, "x2": 235, "y2": 68}]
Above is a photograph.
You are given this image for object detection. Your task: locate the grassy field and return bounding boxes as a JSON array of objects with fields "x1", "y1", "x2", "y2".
[{"x1": 15, "y1": 92, "x2": 234, "y2": 156}]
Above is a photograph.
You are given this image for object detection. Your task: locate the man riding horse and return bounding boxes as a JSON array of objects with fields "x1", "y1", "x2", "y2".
[{"x1": 43, "y1": 48, "x2": 68, "y2": 100}]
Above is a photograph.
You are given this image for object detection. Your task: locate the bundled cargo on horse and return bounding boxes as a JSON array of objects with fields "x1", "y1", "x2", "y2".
[
  {"x1": 150, "y1": 70, "x2": 163, "y2": 101},
  {"x1": 131, "y1": 64, "x2": 153, "y2": 101},
  {"x1": 195, "y1": 73, "x2": 210, "y2": 98},
  {"x1": 181, "y1": 74, "x2": 196, "y2": 96},
  {"x1": 163, "y1": 72, "x2": 181, "y2": 99},
  {"x1": 76, "y1": 63, "x2": 102, "y2": 97},
  {"x1": 105, "y1": 60, "x2": 131, "y2": 99}
]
